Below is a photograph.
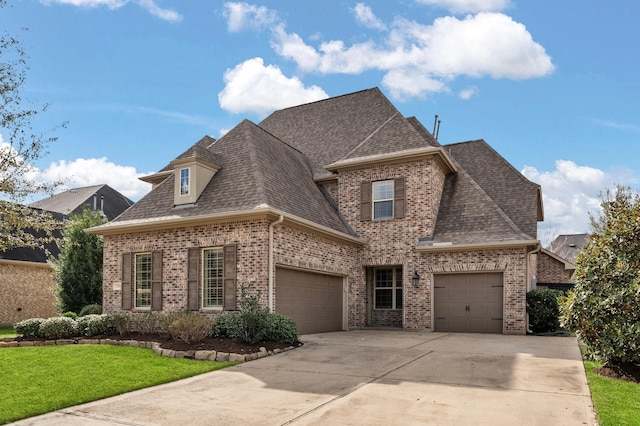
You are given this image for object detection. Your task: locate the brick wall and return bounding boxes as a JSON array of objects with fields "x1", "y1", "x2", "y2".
[
  {"x1": 537, "y1": 251, "x2": 573, "y2": 283},
  {"x1": 0, "y1": 262, "x2": 58, "y2": 325},
  {"x1": 102, "y1": 219, "x2": 271, "y2": 315}
]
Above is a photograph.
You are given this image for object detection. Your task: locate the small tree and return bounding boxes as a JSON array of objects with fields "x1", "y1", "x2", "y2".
[
  {"x1": 0, "y1": 0, "x2": 65, "y2": 251},
  {"x1": 560, "y1": 186, "x2": 640, "y2": 365},
  {"x1": 50, "y1": 208, "x2": 106, "y2": 313}
]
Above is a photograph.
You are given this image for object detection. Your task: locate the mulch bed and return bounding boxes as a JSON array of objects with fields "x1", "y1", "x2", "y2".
[
  {"x1": 595, "y1": 362, "x2": 640, "y2": 383},
  {"x1": 1, "y1": 333, "x2": 302, "y2": 355}
]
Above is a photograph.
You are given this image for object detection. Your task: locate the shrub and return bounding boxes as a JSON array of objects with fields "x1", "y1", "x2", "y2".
[
  {"x1": 77, "y1": 314, "x2": 117, "y2": 337},
  {"x1": 39, "y1": 317, "x2": 78, "y2": 339},
  {"x1": 265, "y1": 313, "x2": 298, "y2": 344},
  {"x1": 163, "y1": 312, "x2": 213, "y2": 344},
  {"x1": 62, "y1": 311, "x2": 78, "y2": 319},
  {"x1": 212, "y1": 311, "x2": 242, "y2": 338},
  {"x1": 79, "y1": 304, "x2": 102, "y2": 316},
  {"x1": 111, "y1": 313, "x2": 133, "y2": 336},
  {"x1": 526, "y1": 289, "x2": 563, "y2": 333},
  {"x1": 131, "y1": 312, "x2": 164, "y2": 334},
  {"x1": 14, "y1": 318, "x2": 45, "y2": 338}
]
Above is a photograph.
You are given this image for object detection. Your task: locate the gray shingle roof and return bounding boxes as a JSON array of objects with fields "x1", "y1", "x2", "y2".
[
  {"x1": 116, "y1": 120, "x2": 354, "y2": 235},
  {"x1": 30, "y1": 184, "x2": 134, "y2": 221},
  {"x1": 444, "y1": 140, "x2": 542, "y2": 239},
  {"x1": 547, "y1": 234, "x2": 589, "y2": 264},
  {"x1": 260, "y1": 88, "x2": 429, "y2": 179},
  {"x1": 406, "y1": 116, "x2": 441, "y2": 147}
]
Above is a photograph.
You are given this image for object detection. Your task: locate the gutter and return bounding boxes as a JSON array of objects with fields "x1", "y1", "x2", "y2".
[
  {"x1": 268, "y1": 215, "x2": 284, "y2": 312},
  {"x1": 526, "y1": 243, "x2": 542, "y2": 334},
  {"x1": 416, "y1": 239, "x2": 540, "y2": 252}
]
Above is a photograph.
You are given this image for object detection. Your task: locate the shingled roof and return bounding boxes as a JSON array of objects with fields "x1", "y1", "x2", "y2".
[
  {"x1": 111, "y1": 120, "x2": 354, "y2": 236},
  {"x1": 260, "y1": 88, "x2": 431, "y2": 179},
  {"x1": 547, "y1": 234, "x2": 589, "y2": 264}
]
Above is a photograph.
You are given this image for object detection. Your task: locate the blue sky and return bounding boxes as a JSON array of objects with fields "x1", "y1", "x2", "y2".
[{"x1": 1, "y1": 0, "x2": 638, "y2": 244}]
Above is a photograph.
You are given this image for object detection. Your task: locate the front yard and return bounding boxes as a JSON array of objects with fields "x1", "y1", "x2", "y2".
[
  {"x1": 0, "y1": 344, "x2": 233, "y2": 424},
  {"x1": 584, "y1": 360, "x2": 640, "y2": 426}
]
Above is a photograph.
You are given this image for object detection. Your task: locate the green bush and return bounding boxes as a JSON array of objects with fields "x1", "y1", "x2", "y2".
[
  {"x1": 527, "y1": 289, "x2": 563, "y2": 333},
  {"x1": 62, "y1": 311, "x2": 78, "y2": 319},
  {"x1": 163, "y1": 312, "x2": 213, "y2": 344},
  {"x1": 14, "y1": 318, "x2": 45, "y2": 338},
  {"x1": 265, "y1": 313, "x2": 298, "y2": 344},
  {"x1": 39, "y1": 317, "x2": 78, "y2": 339},
  {"x1": 77, "y1": 314, "x2": 117, "y2": 337},
  {"x1": 212, "y1": 311, "x2": 242, "y2": 338},
  {"x1": 79, "y1": 304, "x2": 102, "y2": 316}
]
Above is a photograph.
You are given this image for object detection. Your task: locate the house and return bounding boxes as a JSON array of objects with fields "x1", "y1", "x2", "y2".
[
  {"x1": 547, "y1": 234, "x2": 589, "y2": 265},
  {"x1": 87, "y1": 88, "x2": 543, "y2": 335},
  {"x1": 534, "y1": 233, "x2": 589, "y2": 292},
  {"x1": 0, "y1": 185, "x2": 134, "y2": 325},
  {"x1": 30, "y1": 184, "x2": 134, "y2": 221}
]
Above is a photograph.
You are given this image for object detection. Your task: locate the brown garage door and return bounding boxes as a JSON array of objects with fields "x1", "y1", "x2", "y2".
[
  {"x1": 276, "y1": 268, "x2": 344, "y2": 335},
  {"x1": 434, "y1": 273, "x2": 503, "y2": 333}
]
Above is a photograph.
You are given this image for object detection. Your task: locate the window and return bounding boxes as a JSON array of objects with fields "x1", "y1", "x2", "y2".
[
  {"x1": 374, "y1": 267, "x2": 403, "y2": 309},
  {"x1": 180, "y1": 168, "x2": 190, "y2": 195},
  {"x1": 372, "y1": 180, "x2": 394, "y2": 220},
  {"x1": 135, "y1": 253, "x2": 152, "y2": 309},
  {"x1": 202, "y1": 248, "x2": 224, "y2": 308}
]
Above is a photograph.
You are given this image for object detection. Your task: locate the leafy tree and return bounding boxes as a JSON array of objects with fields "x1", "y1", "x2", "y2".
[
  {"x1": 50, "y1": 208, "x2": 106, "y2": 314},
  {"x1": 560, "y1": 186, "x2": 640, "y2": 365},
  {"x1": 0, "y1": 0, "x2": 64, "y2": 251}
]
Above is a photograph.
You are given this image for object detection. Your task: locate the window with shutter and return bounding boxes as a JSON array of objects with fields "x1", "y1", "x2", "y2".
[
  {"x1": 372, "y1": 180, "x2": 394, "y2": 220},
  {"x1": 362, "y1": 177, "x2": 406, "y2": 221},
  {"x1": 134, "y1": 253, "x2": 152, "y2": 309},
  {"x1": 202, "y1": 247, "x2": 224, "y2": 308}
]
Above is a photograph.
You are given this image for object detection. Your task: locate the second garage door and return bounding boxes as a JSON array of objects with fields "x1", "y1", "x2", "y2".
[
  {"x1": 434, "y1": 273, "x2": 503, "y2": 333},
  {"x1": 275, "y1": 267, "x2": 344, "y2": 335}
]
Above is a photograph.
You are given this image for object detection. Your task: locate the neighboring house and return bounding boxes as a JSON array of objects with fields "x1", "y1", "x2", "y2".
[
  {"x1": 0, "y1": 185, "x2": 134, "y2": 325},
  {"x1": 547, "y1": 234, "x2": 589, "y2": 265},
  {"x1": 534, "y1": 233, "x2": 589, "y2": 292},
  {"x1": 30, "y1": 184, "x2": 134, "y2": 221},
  {"x1": 88, "y1": 88, "x2": 544, "y2": 335}
]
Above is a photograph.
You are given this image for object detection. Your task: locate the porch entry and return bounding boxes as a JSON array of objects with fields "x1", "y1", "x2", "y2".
[{"x1": 366, "y1": 265, "x2": 403, "y2": 328}]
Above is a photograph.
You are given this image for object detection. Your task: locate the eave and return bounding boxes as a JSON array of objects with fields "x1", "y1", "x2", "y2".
[
  {"x1": 85, "y1": 207, "x2": 366, "y2": 246},
  {"x1": 0, "y1": 258, "x2": 52, "y2": 269},
  {"x1": 417, "y1": 239, "x2": 540, "y2": 253},
  {"x1": 139, "y1": 170, "x2": 172, "y2": 185},
  {"x1": 325, "y1": 146, "x2": 457, "y2": 174}
]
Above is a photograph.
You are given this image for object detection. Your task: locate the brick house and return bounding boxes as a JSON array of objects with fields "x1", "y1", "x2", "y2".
[
  {"x1": 88, "y1": 88, "x2": 543, "y2": 335},
  {"x1": 0, "y1": 185, "x2": 133, "y2": 325}
]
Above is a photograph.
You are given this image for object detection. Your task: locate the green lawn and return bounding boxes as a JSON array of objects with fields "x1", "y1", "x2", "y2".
[
  {"x1": 0, "y1": 326, "x2": 16, "y2": 338},
  {"x1": 585, "y1": 361, "x2": 640, "y2": 426},
  {"x1": 0, "y1": 345, "x2": 234, "y2": 424}
]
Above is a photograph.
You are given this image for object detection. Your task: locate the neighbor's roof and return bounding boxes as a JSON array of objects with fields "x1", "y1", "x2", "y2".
[
  {"x1": 30, "y1": 184, "x2": 134, "y2": 221},
  {"x1": 547, "y1": 234, "x2": 589, "y2": 264}
]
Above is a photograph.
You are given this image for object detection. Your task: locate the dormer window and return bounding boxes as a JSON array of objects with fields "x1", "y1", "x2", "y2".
[
  {"x1": 372, "y1": 180, "x2": 394, "y2": 220},
  {"x1": 180, "y1": 168, "x2": 190, "y2": 195}
]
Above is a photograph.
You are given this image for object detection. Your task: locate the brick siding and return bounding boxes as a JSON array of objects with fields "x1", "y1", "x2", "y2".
[{"x1": 0, "y1": 262, "x2": 58, "y2": 325}]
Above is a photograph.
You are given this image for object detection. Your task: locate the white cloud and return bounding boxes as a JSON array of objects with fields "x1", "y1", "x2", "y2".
[
  {"x1": 353, "y1": 3, "x2": 387, "y2": 31},
  {"x1": 218, "y1": 57, "x2": 328, "y2": 117},
  {"x1": 416, "y1": 0, "x2": 511, "y2": 14},
  {"x1": 223, "y1": 2, "x2": 280, "y2": 32},
  {"x1": 40, "y1": 0, "x2": 182, "y2": 22},
  {"x1": 522, "y1": 160, "x2": 612, "y2": 246},
  {"x1": 382, "y1": 68, "x2": 448, "y2": 100},
  {"x1": 458, "y1": 86, "x2": 478, "y2": 99},
  {"x1": 28, "y1": 157, "x2": 153, "y2": 201}
]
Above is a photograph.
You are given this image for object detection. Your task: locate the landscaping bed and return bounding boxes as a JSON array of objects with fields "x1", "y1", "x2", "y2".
[{"x1": 596, "y1": 362, "x2": 640, "y2": 383}]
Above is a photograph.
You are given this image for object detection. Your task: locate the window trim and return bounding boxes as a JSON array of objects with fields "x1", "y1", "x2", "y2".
[
  {"x1": 179, "y1": 168, "x2": 190, "y2": 196},
  {"x1": 373, "y1": 266, "x2": 403, "y2": 310},
  {"x1": 134, "y1": 252, "x2": 152, "y2": 310},
  {"x1": 201, "y1": 247, "x2": 224, "y2": 310},
  {"x1": 372, "y1": 180, "x2": 394, "y2": 220}
]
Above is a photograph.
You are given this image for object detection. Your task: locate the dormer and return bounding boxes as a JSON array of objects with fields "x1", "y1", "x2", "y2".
[{"x1": 171, "y1": 149, "x2": 221, "y2": 206}]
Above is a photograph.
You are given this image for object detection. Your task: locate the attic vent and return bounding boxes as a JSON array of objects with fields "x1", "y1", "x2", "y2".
[{"x1": 569, "y1": 243, "x2": 576, "y2": 248}]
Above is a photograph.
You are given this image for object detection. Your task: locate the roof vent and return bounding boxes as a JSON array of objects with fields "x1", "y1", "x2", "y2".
[{"x1": 569, "y1": 243, "x2": 576, "y2": 248}]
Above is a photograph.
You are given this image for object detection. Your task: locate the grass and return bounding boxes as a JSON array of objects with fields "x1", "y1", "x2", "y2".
[
  {"x1": 585, "y1": 361, "x2": 640, "y2": 426},
  {"x1": 0, "y1": 345, "x2": 235, "y2": 424},
  {"x1": 0, "y1": 326, "x2": 16, "y2": 338}
]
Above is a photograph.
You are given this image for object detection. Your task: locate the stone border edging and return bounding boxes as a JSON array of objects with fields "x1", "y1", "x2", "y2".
[{"x1": 0, "y1": 338, "x2": 297, "y2": 363}]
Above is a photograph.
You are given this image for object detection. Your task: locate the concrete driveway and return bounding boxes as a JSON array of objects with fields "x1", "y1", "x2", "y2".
[{"x1": 14, "y1": 331, "x2": 596, "y2": 425}]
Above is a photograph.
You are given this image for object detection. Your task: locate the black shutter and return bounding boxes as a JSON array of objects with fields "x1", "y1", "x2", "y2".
[
  {"x1": 394, "y1": 177, "x2": 405, "y2": 219},
  {"x1": 361, "y1": 181, "x2": 372, "y2": 221},
  {"x1": 151, "y1": 251, "x2": 163, "y2": 311},
  {"x1": 187, "y1": 248, "x2": 200, "y2": 311},
  {"x1": 121, "y1": 253, "x2": 132, "y2": 310},
  {"x1": 223, "y1": 244, "x2": 237, "y2": 310}
]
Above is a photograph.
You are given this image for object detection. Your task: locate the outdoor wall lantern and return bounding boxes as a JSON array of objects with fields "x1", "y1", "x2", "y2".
[{"x1": 412, "y1": 271, "x2": 420, "y2": 286}]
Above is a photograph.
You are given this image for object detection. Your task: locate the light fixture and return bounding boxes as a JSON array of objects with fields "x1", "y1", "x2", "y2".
[{"x1": 412, "y1": 271, "x2": 420, "y2": 286}]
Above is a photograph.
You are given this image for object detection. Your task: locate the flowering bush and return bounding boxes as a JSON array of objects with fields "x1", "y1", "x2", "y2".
[
  {"x1": 39, "y1": 316, "x2": 78, "y2": 339},
  {"x1": 77, "y1": 314, "x2": 117, "y2": 337},
  {"x1": 14, "y1": 318, "x2": 45, "y2": 338}
]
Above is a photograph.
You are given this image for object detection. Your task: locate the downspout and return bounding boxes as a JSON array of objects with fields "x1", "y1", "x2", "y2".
[
  {"x1": 268, "y1": 215, "x2": 284, "y2": 312},
  {"x1": 526, "y1": 243, "x2": 542, "y2": 334}
]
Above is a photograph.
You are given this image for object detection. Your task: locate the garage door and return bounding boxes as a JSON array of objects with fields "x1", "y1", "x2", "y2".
[
  {"x1": 276, "y1": 268, "x2": 344, "y2": 335},
  {"x1": 434, "y1": 273, "x2": 503, "y2": 333}
]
